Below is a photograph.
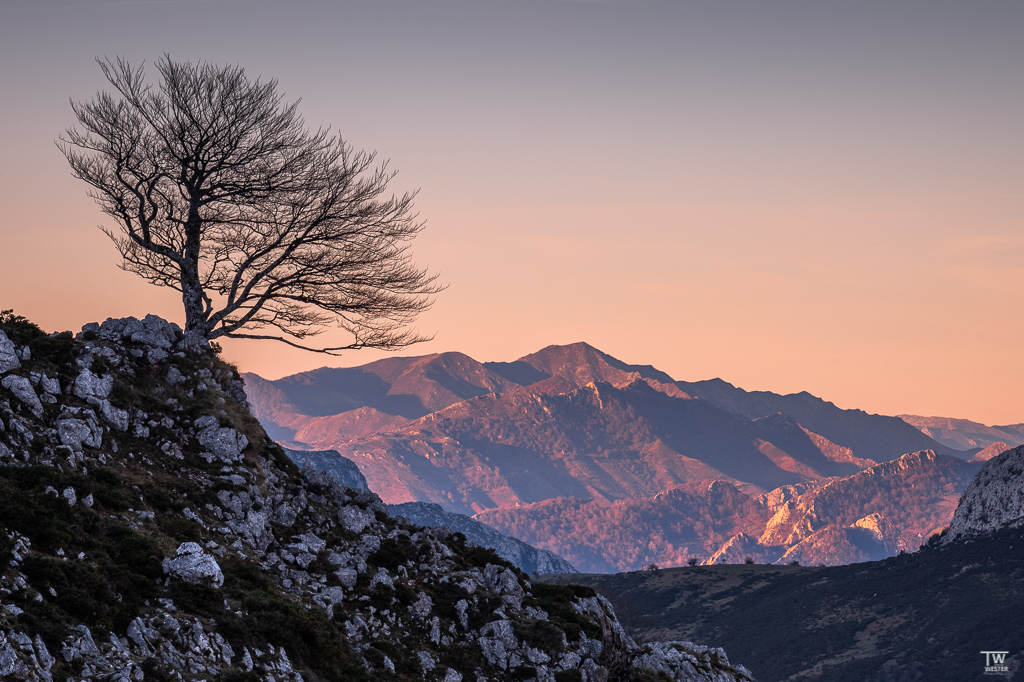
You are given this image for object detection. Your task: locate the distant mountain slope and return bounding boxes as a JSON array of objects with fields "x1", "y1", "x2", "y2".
[
  {"x1": 388, "y1": 501, "x2": 578, "y2": 576},
  {"x1": 281, "y1": 447, "x2": 369, "y2": 491},
  {"x1": 475, "y1": 451, "x2": 979, "y2": 572},
  {"x1": 514, "y1": 342, "x2": 676, "y2": 387},
  {"x1": 674, "y1": 378, "x2": 967, "y2": 462},
  {"x1": 242, "y1": 351, "x2": 518, "y2": 422},
  {"x1": 475, "y1": 481, "x2": 772, "y2": 573},
  {"x1": 971, "y1": 441, "x2": 1014, "y2": 461},
  {"x1": 244, "y1": 342, "x2": 965, "y2": 571},
  {"x1": 315, "y1": 378, "x2": 867, "y2": 515},
  {"x1": 245, "y1": 343, "x2": 957, "y2": 477},
  {"x1": 757, "y1": 450, "x2": 980, "y2": 550},
  {"x1": 899, "y1": 414, "x2": 1024, "y2": 451}
]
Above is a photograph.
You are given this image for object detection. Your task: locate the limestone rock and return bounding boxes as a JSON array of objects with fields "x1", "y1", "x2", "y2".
[
  {"x1": 57, "y1": 418, "x2": 100, "y2": 452},
  {"x1": 163, "y1": 542, "x2": 224, "y2": 588},
  {"x1": 2, "y1": 375, "x2": 43, "y2": 418},
  {"x1": 95, "y1": 315, "x2": 181, "y2": 349},
  {"x1": 283, "y1": 448, "x2": 368, "y2": 491},
  {"x1": 198, "y1": 422, "x2": 248, "y2": 463},
  {"x1": 73, "y1": 369, "x2": 113, "y2": 404},
  {"x1": 0, "y1": 331, "x2": 20, "y2": 374},
  {"x1": 337, "y1": 505, "x2": 376, "y2": 534},
  {"x1": 946, "y1": 444, "x2": 1024, "y2": 542}
]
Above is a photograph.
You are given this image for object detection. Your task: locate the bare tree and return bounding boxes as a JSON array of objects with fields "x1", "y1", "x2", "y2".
[{"x1": 59, "y1": 56, "x2": 441, "y2": 353}]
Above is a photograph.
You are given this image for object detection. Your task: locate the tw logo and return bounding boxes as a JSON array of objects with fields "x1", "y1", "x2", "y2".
[{"x1": 982, "y1": 651, "x2": 1010, "y2": 676}]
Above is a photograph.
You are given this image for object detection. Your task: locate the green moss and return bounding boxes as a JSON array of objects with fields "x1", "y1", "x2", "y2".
[
  {"x1": 371, "y1": 640, "x2": 421, "y2": 677},
  {"x1": 424, "y1": 580, "x2": 471, "y2": 622},
  {"x1": 157, "y1": 515, "x2": 203, "y2": 542}
]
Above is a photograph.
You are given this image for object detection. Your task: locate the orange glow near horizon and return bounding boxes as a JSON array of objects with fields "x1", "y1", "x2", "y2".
[{"x1": 1, "y1": 1, "x2": 1022, "y2": 426}]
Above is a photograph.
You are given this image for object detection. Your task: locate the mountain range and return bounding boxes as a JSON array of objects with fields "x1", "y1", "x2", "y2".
[{"x1": 244, "y1": 342, "x2": 977, "y2": 572}]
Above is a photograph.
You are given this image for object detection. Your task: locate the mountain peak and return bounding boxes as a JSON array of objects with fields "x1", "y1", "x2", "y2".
[{"x1": 517, "y1": 342, "x2": 675, "y2": 388}]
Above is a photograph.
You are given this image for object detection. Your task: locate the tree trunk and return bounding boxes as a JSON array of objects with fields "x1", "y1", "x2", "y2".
[
  {"x1": 180, "y1": 274, "x2": 210, "y2": 352},
  {"x1": 180, "y1": 208, "x2": 209, "y2": 352}
]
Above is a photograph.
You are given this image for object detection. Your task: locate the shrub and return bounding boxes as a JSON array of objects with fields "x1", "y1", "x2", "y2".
[
  {"x1": 369, "y1": 536, "x2": 417, "y2": 571},
  {"x1": 0, "y1": 309, "x2": 45, "y2": 345}
]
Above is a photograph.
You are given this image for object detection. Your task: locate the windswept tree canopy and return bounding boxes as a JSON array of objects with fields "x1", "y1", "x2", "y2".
[{"x1": 60, "y1": 56, "x2": 441, "y2": 353}]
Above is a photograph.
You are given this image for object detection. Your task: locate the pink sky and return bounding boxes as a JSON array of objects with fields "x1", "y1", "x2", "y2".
[{"x1": 1, "y1": 1, "x2": 1022, "y2": 424}]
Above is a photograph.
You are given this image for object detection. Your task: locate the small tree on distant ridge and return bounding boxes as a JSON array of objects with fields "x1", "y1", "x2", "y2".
[{"x1": 60, "y1": 56, "x2": 441, "y2": 353}]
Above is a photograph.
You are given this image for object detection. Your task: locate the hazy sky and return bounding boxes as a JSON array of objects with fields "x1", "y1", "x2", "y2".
[{"x1": 1, "y1": 0, "x2": 1022, "y2": 424}]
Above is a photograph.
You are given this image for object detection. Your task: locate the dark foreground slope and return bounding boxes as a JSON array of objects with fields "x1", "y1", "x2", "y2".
[
  {"x1": 543, "y1": 527, "x2": 1024, "y2": 682},
  {"x1": 0, "y1": 313, "x2": 751, "y2": 682}
]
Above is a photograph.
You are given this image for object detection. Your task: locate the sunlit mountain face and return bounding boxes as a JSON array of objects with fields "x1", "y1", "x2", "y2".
[{"x1": 244, "y1": 342, "x2": 975, "y2": 571}]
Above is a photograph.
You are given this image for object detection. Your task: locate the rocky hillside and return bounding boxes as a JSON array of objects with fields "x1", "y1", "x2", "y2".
[
  {"x1": 945, "y1": 444, "x2": 1024, "y2": 542},
  {"x1": 388, "y1": 503, "x2": 577, "y2": 576},
  {"x1": 0, "y1": 312, "x2": 751, "y2": 682},
  {"x1": 750, "y1": 450, "x2": 979, "y2": 564},
  {"x1": 278, "y1": 447, "x2": 573, "y2": 577},
  {"x1": 475, "y1": 482, "x2": 771, "y2": 574}
]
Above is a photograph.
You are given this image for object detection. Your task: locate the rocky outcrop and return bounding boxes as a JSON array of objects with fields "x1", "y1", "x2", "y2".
[
  {"x1": 283, "y1": 447, "x2": 369, "y2": 491},
  {"x1": 758, "y1": 451, "x2": 978, "y2": 552},
  {"x1": 775, "y1": 513, "x2": 901, "y2": 567},
  {"x1": 0, "y1": 314, "x2": 750, "y2": 681},
  {"x1": 705, "y1": 533, "x2": 783, "y2": 566},
  {"x1": 945, "y1": 444, "x2": 1024, "y2": 542},
  {"x1": 389, "y1": 501, "x2": 578, "y2": 575}
]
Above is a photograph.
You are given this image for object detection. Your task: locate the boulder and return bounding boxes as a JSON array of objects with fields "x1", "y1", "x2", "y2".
[
  {"x1": 73, "y1": 369, "x2": 113, "y2": 404},
  {"x1": 0, "y1": 331, "x2": 20, "y2": 374},
  {"x1": 198, "y1": 423, "x2": 248, "y2": 463},
  {"x1": 2, "y1": 375, "x2": 43, "y2": 418},
  {"x1": 163, "y1": 542, "x2": 224, "y2": 588}
]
